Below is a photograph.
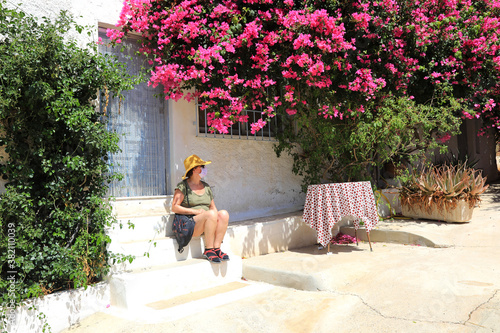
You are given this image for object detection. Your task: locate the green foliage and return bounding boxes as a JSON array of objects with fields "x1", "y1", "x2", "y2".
[
  {"x1": 275, "y1": 94, "x2": 462, "y2": 191},
  {"x1": 0, "y1": 2, "x2": 135, "y2": 329}
]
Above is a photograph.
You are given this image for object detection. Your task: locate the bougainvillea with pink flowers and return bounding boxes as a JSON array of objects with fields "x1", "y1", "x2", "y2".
[{"x1": 109, "y1": 0, "x2": 500, "y2": 187}]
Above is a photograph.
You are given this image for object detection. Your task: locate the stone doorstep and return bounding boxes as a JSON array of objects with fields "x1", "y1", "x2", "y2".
[
  {"x1": 99, "y1": 280, "x2": 275, "y2": 325},
  {"x1": 105, "y1": 212, "x2": 313, "y2": 314},
  {"x1": 109, "y1": 195, "x2": 173, "y2": 220},
  {"x1": 108, "y1": 256, "x2": 243, "y2": 310}
]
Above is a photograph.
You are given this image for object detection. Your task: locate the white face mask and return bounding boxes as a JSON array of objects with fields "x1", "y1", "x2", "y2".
[{"x1": 200, "y1": 167, "x2": 208, "y2": 178}]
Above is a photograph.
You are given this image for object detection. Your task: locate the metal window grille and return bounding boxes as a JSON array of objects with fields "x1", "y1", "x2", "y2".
[{"x1": 196, "y1": 102, "x2": 279, "y2": 141}]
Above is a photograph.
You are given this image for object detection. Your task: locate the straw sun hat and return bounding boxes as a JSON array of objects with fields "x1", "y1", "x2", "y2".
[{"x1": 182, "y1": 154, "x2": 212, "y2": 179}]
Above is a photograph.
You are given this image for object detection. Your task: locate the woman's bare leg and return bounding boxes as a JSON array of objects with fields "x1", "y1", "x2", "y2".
[
  {"x1": 213, "y1": 210, "x2": 229, "y2": 248},
  {"x1": 193, "y1": 210, "x2": 218, "y2": 248}
]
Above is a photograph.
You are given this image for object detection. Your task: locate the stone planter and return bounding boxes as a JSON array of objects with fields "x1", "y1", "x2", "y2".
[{"x1": 401, "y1": 200, "x2": 474, "y2": 223}]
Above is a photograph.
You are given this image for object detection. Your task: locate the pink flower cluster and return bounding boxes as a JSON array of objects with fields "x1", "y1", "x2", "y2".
[
  {"x1": 347, "y1": 69, "x2": 386, "y2": 100},
  {"x1": 437, "y1": 133, "x2": 452, "y2": 143},
  {"x1": 109, "y1": 0, "x2": 500, "y2": 134},
  {"x1": 330, "y1": 232, "x2": 358, "y2": 245}
]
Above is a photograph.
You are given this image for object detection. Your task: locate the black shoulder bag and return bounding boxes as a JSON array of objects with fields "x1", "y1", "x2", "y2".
[{"x1": 172, "y1": 180, "x2": 196, "y2": 253}]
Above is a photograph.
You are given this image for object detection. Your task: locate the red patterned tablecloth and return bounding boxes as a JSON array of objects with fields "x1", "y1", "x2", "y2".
[{"x1": 303, "y1": 182, "x2": 379, "y2": 247}]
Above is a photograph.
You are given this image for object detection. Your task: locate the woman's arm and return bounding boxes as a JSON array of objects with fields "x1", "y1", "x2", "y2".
[
  {"x1": 172, "y1": 189, "x2": 204, "y2": 215},
  {"x1": 209, "y1": 199, "x2": 218, "y2": 212}
]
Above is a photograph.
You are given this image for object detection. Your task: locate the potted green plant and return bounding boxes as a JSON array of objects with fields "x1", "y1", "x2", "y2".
[{"x1": 399, "y1": 163, "x2": 489, "y2": 222}]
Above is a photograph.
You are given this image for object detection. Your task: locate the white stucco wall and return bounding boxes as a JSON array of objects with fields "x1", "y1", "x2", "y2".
[{"x1": 168, "y1": 98, "x2": 306, "y2": 222}]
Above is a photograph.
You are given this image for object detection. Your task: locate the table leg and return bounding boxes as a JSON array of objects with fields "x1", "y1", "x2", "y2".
[
  {"x1": 327, "y1": 242, "x2": 330, "y2": 253},
  {"x1": 366, "y1": 231, "x2": 373, "y2": 252},
  {"x1": 355, "y1": 228, "x2": 358, "y2": 246}
]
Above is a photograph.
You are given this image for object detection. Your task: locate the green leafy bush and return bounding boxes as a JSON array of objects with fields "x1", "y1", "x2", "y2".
[
  {"x1": 0, "y1": 2, "x2": 135, "y2": 328},
  {"x1": 275, "y1": 94, "x2": 461, "y2": 191}
]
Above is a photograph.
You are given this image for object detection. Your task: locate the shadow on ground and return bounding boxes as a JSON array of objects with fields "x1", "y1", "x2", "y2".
[{"x1": 289, "y1": 243, "x2": 366, "y2": 256}]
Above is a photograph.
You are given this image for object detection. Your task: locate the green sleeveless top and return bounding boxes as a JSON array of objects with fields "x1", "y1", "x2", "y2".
[{"x1": 175, "y1": 180, "x2": 214, "y2": 211}]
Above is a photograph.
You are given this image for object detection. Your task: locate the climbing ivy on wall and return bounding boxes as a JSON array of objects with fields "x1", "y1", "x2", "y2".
[{"x1": 0, "y1": 2, "x2": 136, "y2": 329}]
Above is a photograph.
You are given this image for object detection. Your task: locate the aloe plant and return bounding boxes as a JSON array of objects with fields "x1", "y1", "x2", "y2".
[{"x1": 400, "y1": 163, "x2": 489, "y2": 212}]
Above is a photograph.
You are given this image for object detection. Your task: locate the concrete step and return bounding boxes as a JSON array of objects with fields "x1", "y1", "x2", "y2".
[
  {"x1": 108, "y1": 233, "x2": 213, "y2": 271},
  {"x1": 109, "y1": 256, "x2": 243, "y2": 310},
  {"x1": 108, "y1": 233, "x2": 237, "y2": 272},
  {"x1": 108, "y1": 211, "x2": 316, "y2": 271},
  {"x1": 340, "y1": 225, "x2": 437, "y2": 247},
  {"x1": 103, "y1": 280, "x2": 274, "y2": 324},
  {"x1": 107, "y1": 215, "x2": 174, "y2": 244},
  {"x1": 108, "y1": 215, "x2": 228, "y2": 272},
  {"x1": 241, "y1": 243, "x2": 376, "y2": 292},
  {"x1": 224, "y1": 212, "x2": 317, "y2": 258},
  {"x1": 110, "y1": 195, "x2": 172, "y2": 220},
  {"x1": 105, "y1": 210, "x2": 315, "y2": 325}
]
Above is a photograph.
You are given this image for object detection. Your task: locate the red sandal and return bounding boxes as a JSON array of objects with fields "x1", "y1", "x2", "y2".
[
  {"x1": 203, "y1": 248, "x2": 221, "y2": 263},
  {"x1": 214, "y1": 248, "x2": 230, "y2": 261}
]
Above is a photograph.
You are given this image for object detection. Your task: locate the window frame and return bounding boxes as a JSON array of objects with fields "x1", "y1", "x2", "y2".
[{"x1": 196, "y1": 100, "x2": 280, "y2": 141}]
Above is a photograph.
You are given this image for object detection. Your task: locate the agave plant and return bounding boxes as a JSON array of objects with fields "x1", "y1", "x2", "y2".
[{"x1": 400, "y1": 163, "x2": 489, "y2": 212}]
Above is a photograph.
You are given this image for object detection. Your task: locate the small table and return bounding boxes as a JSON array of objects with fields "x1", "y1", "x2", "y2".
[{"x1": 302, "y1": 182, "x2": 379, "y2": 252}]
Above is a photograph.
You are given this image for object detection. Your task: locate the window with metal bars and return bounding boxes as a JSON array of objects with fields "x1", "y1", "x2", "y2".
[{"x1": 196, "y1": 103, "x2": 280, "y2": 141}]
